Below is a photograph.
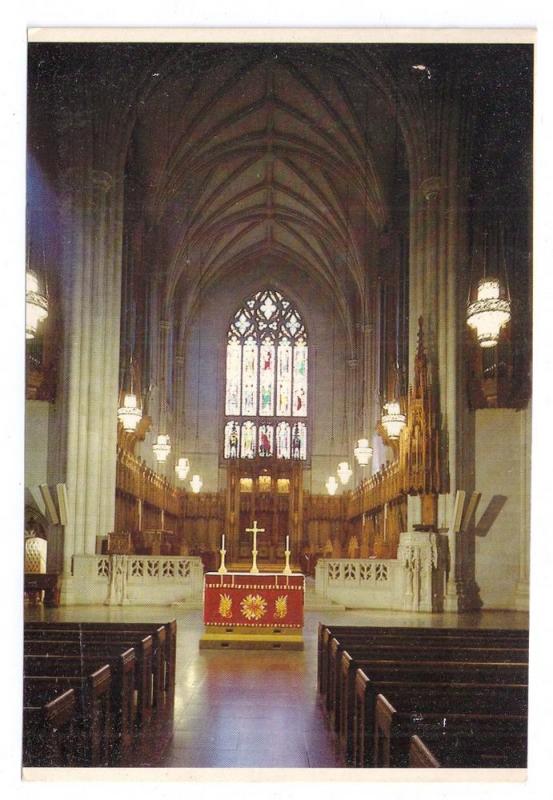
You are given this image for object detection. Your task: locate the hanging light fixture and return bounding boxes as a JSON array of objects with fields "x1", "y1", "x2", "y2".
[
  {"x1": 117, "y1": 392, "x2": 142, "y2": 432},
  {"x1": 381, "y1": 400, "x2": 406, "y2": 440},
  {"x1": 190, "y1": 473, "x2": 203, "y2": 494},
  {"x1": 337, "y1": 461, "x2": 352, "y2": 485},
  {"x1": 175, "y1": 457, "x2": 190, "y2": 481},
  {"x1": 117, "y1": 356, "x2": 142, "y2": 432},
  {"x1": 354, "y1": 438, "x2": 373, "y2": 466},
  {"x1": 153, "y1": 433, "x2": 171, "y2": 463},
  {"x1": 466, "y1": 228, "x2": 511, "y2": 348},
  {"x1": 467, "y1": 277, "x2": 511, "y2": 348},
  {"x1": 325, "y1": 476, "x2": 338, "y2": 496},
  {"x1": 26, "y1": 270, "x2": 48, "y2": 340}
]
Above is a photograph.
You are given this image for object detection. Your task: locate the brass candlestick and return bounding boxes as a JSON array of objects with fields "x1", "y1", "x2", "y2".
[
  {"x1": 218, "y1": 548, "x2": 228, "y2": 574},
  {"x1": 250, "y1": 545, "x2": 259, "y2": 574},
  {"x1": 282, "y1": 549, "x2": 292, "y2": 576}
]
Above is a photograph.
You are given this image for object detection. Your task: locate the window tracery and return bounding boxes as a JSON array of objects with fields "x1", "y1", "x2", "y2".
[{"x1": 224, "y1": 289, "x2": 308, "y2": 459}]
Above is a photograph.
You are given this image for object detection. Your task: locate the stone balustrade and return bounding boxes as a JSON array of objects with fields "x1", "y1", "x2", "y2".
[{"x1": 72, "y1": 554, "x2": 204, "y2": 605}]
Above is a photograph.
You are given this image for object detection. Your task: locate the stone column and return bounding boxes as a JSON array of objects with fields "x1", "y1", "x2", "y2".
[
  {"x1": 404, "y1": 91, "x2": 477, "y2": 608},
  {"x1": 58, "y1": 166, "x2": 124, "y2": 603},
  {"x1": 174, "y1": 351, "x2": 186, "y2": 457},
  {"x1": 344, "y1": 357, "x2": 358, "y2": 482}
]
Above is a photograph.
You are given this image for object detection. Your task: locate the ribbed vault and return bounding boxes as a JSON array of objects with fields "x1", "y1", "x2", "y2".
[{"x1": 123, "y1": 45, "x2": 405, "y2": 338}]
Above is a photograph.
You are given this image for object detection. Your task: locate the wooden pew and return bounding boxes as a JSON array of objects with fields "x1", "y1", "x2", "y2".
[
  {"x1": 317, "y1": 624, "x2": 528, "y2": 696},
  {"x1": 342, "y1": 657, "x2": 528, "y2": 765},
  {"x1": 329, "y1": 636, "x2": 528, "y2": 713},
  {"x1": 353, "y1": 669, "x2": 527, "y2": 768},
  {"x1": 24, "y1": 635, "x2": 153, "y2": 726},
  {"x1": 23, "y1": 685, "x2": 77, "y2": 767},
  {"x1": 319, "y1": 625, "x2": 528, "y2": 703},
  {"x1": 24, "y1": 650, "x2": 135, "y2": 762},
  {"x1": 318, "y1": 625, "x2": 529, "y2": 770},
  {"x1": 23, "y1": 666, "x2": 111, "y2": 767},
  {"x1": 374, "y1": 689, "x2": 528, "y2": 767},
  {"x1": 25, "y1": 620, "x2": 175, "y2": 701},
  {"x1": 330, "y1": 639, "x2": 528, "y2": 738},
  {"x1": 318, "y1": 625, "x2": 529, "y2": 768},
  {"x1": 408, "y1": 731, "x2": 528, "y2": 769},
  {"x1": 408, "y1": 734, "x2": 441, "y2": 767}
]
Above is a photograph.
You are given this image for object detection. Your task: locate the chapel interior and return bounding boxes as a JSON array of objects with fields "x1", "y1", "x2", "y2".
[{"x1": 24, "y1": 40, "x2": 532, "y2": 770}]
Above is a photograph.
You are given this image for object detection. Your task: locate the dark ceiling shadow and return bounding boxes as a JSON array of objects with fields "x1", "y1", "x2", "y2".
[{"x1": 474, "y1": 495, "x2": 508, "y2": 538}]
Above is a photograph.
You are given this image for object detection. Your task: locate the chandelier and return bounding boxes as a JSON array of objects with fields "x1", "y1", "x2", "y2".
[
  {"x1": 354, "y1": 438, "x2": 372, "y2": 467},
  {"x1": 337, "y1": 461, "x2": 352, "y2": 485},
  {"x1": 466, "y1": 277, "x2": 511, "y2": 348},
  {"x1": 117, "y1": 355, "x2": 143, "y2": 432},
  {"x1": 153, "y1": 433, "x2": 171, "y2": 463},
  {"x1": 26, "y1": 271, "x2": 48, "y2": 339},
  {"x1": 325, "y1": 475, "x2": 338, "y2": 496},
  {"x1": 381, "y1": 401, "x2": 406, "y2": 440},
  {"x1": 175, "y1": 457, "x2": 190, "y2": 481},
  {"x1": 117, "y1": 392, "x2": 142, "y2": 432},
  {"x1": 190, "y1": 474, "x2": 203, "y2": 494}
]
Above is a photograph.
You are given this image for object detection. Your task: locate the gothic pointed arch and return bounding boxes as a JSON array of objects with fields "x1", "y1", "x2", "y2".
[{"x1": 224, "y1": 288, "x2": 308, "y2": 460}]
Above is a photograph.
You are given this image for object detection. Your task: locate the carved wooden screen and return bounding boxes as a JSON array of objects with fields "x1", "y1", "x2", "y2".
[{"x1": 224, "y1": 289, "x2": 308, "y2": 460}]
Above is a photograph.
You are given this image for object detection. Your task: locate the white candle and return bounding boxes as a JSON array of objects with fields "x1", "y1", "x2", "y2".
[
  {"x1": 286, "y1": 535, "x2": 289, "y2": 551},
  {"x1": 221, "y1": 534, "x2": 225, "y2": 550}
]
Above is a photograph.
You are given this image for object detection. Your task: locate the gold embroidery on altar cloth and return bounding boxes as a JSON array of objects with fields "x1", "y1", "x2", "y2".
[
  {"x1": 218, "y1": 593, "x2": 233, "y2": 618},
  {"x1": 240, "y1": 593, "x2": 267, "y2": 620},
  {"x1": 274, "y1": 595, "x2": 288, "y2": 619}
]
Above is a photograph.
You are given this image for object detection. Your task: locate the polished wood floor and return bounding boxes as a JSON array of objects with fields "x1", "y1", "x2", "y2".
[{"x1": 25, "y1": 602, "x2": 528, "y2": 769}]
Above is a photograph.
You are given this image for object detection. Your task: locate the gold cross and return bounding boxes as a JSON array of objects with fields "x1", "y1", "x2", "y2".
[
  {"x1": 246, "y1": 520, "x2": 264, "y2": 574},
  {"x1": 245, "y1": 520, "x2": 265, "y2": 538}
]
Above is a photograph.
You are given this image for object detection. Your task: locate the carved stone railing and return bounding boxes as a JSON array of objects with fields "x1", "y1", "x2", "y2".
[
  {"x1": 315, "y1": 558, "x2": 400, "y2": 609},
  {"x1": 314, "y1": 534, "x2": 446, "y2": 612},
  {"x1": 72, "y1": 554, "x2": 204, "y2": 605}
]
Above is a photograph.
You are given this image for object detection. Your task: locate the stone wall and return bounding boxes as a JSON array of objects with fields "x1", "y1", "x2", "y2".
[{"x1": 474, "y1": 408, "x2": 530, "y2": 610}]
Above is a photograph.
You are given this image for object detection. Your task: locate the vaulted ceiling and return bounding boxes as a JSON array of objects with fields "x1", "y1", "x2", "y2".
[
  {"x1": 122, "y1": 45, "x2": 408, "y2": 327},
  {"x1": 27, "y1": 41, "x2": 531, "y2": 363}
]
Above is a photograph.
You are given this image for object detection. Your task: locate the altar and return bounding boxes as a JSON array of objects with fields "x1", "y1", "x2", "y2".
[
  {"x1": 200, "y1": 572, "x2": 305, "y2": 649},
  {"x1": 200, "y1": 519, "x2": 305, "y2": 649}
]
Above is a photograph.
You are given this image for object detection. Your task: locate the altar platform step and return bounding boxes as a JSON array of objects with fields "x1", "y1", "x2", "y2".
[{"x1": 200, "y1": 626, "x2": 304, "y2": 650}]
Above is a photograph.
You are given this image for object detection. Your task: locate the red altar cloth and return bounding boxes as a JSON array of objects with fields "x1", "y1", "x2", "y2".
[{"x1": 203, "y1": 572, "x2": 304, "y2": 628}]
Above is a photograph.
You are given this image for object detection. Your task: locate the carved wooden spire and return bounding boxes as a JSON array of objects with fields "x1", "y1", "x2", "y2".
[{"x1": 413, "y1": 316, "x2": 429, "y2": 400}]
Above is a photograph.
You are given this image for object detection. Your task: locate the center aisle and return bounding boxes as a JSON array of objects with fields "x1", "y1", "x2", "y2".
[{"x1": 158, "y1": 609, "x2": 343, "y2": 768}]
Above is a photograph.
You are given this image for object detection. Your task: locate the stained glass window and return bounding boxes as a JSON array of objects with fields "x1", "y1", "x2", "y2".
[
  {"x1": 276, "y1": 421, "x2": 290, "y2": 459},
  {"x1": 224, "y1": 289, "x2": 308, "y2": 460},
  {"x1": 240, "y1": 421, "x2": 256, "y2": 459}
]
